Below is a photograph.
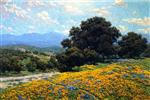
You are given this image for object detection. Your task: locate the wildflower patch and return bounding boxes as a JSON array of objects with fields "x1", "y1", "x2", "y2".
[{"x1": 1, "y1": 64, "x2": 150, "y2": 100}]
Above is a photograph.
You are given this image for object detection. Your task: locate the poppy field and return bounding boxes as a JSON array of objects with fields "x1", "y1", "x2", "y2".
[{"x1": 0, "y1": 60, "x2": 150, "y2": 100}]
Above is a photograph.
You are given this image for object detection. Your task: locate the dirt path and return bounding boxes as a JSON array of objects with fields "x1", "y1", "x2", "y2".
[{"x1": 0, "y1": 72, "x2": 60, "y2": 89}]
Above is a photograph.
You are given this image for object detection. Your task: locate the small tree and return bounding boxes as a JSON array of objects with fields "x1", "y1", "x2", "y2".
[
  {"x1": 118, "y1": 32, "x2": 147, "y2": 58},
  {"x1": 56, "y1": 47, "x2": 84, "y2": 71}
]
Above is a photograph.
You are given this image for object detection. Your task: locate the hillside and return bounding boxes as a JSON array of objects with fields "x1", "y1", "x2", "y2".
[
  {"x1": 0, "y1": 49, "x2": 54, "y2": 76},
  {"x1": 1, "y1": 58, "x2": 150, "y2": 100},
  {"x1": 0, "y1": 45, "x2": 64, "y2": 54}
]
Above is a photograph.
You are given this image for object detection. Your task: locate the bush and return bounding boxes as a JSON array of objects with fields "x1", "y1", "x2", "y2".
[
  {"x1": 0, "y1": 49, "x2": 50, "y2": 73},
  {"x1": 26, "y1": 62, "x2": 36, "y2": 72},
  {"x1": 36, "y1": 60, "x2": 47, "y2": 71},
  {"x1": 56, "y1": 47, "x2": 85, "y2": 71},
  {"x1": 118, "y1": 32, "x2": 147, "y2": 58},
  {"x1": 48, "y1": 56, "x2": 59, "y2": 69}
]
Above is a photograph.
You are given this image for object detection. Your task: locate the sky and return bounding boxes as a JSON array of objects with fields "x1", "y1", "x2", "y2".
[{"x1": 0, "y1": 0, "x2": 150, "y2": 36}]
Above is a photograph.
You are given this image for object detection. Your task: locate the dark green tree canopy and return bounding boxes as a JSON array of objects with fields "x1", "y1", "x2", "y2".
[
  {"x1": 56, "y1": 17, "x2": 148, "y2": 72},
  {"x1": 62, "y1": 16, "x2": 121, "y2": 56},
  {"x1": 57, "y1": 16, "x2": 122, "y2": 71},
  {"x1": 141, "y1": 44, "x2": 150, "y2": 57},
  {"x1": 118, "y1": 32, "x2": 147, "y2": 58}
]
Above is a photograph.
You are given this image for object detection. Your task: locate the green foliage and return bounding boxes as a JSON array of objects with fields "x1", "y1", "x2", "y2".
[
  {"x1": 83, "y1": 49, "x2": 99, "y2": 64},
  {"x1": 0, "y1": 44, "x2": 64, "y2": 54},
  {"x1": 141, "y1": 44, "x2": 150, "y2": 57},
  {"x1": 0, "y1": 49, "x2": 24, "y2": 73},
  {"x1": 62, "y1": 17, "x2": 121, "y2": 54},
  {"x1": 57, "y1": 16, "x2": 121, "y2": 71},
  {"x1": 118, "y1": 32, "x2": 147, "y2": 58},
  {"x1": 33, "y1": 50, "x2": 39, "y2": 54},
  {"x1": 56, "y1": 47, "x2": 85, "y2": 71},
  {"x1": 72, "y1": 66, "x2": 81, "y2": 72},
  {"x1": 26, "y1": 62, "x2": 36, "y2": 72},
  {"x1": 61, "y1": 38, "x2": 71, "y2": 48},
  {"x1": 118, "y1": 58, "x2": 150, "y2": 70},
  {"x1": 96, "y1": 63, "x2": 109, "y2": 68},
  {"x1": 48, "y1": 56, "x2": 59, "y2": 69},
  {"x1": 0, "y1": 49, "x2": 54, "y2": 74}
]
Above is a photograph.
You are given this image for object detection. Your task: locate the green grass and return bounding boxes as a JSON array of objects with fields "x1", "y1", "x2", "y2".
[
  {"x1": 118, "y1": 58, "x2": 150, "y2": 70},
  {"x1": 96, "y1": 63, "x2": 109, "y2": 68},
  {"x1": 31, "y1": 53, "x2": 50, "y2": 63},
  {"x1": 72, "y1": 58, "x2": 150, "y2": 72}
]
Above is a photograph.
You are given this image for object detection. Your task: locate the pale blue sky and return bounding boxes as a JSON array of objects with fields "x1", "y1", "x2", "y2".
[{"x1": 0, "y1": 0, "x2": 150, "y2": 35}]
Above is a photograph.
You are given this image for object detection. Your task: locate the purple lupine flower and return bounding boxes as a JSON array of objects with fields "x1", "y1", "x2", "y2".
[
  {"x1": 123, "y1": 74, "x2": 129, "y2": 77},
  {"x1": 17, "y1": 95, "x2": 24, "y2": 100},
  {"x1": 139, "y1": 74, "x2": 145, "y2": 79},
  {"x1": 83, "y1": 94, "x2": 90, "y2": 99},
  {"x1": 132, "y1": 74, "x2": 137, "y2": 78},
  {"x1": 67, "y1": 86, "x2": 76, "y2": 91}
]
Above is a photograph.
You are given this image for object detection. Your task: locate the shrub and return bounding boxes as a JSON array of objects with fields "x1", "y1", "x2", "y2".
[{"x1": 26, "y1": 62, "x2": 36, "y2": 72}]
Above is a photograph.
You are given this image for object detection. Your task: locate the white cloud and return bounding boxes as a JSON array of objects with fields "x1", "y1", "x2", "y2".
[
  {"x1": 62, "y1": 29, "x2": 70, "y2": 35},
  {"x1": 0, "y1": 0, "x2": 12, "y2": 5},
  {"x1": 29, "y1": 25, "x2": 34, "y2": 29},
  {"x1": 132, "y1": 11, "x2": 138, "y2": 16},
  {"x1": 26, "y1": 0, "x2": 45, "y2": 8},
  {"x1": 28, "y1": 25, "x2": 36, "y2": 33},
  {"x1": 123, "y1": 17, "x2": 150, "y2": 26},
  {"x1": 0, "y1": 24, "x2": 4, "y2": 29},
  {"x1": 1, "y1": 4, "x2": 29, "y2": 19},
  {"x1": 25, "y1": 0, "x2": 57, "y2": 10},
  {"x1": 115, "y1": 0, "x2": 125, "y2": 6},
  {"x1": 37, "y1": 11, "x2": 58, "y2": 25},
  {"x1": 0, "y1": 0, "x2": 11, "y2": 17},
  {"x1": 0, "y1": 24, "x2": 14, "y2": 32},
  {"x1": 64, "y1": 5, "x2": 83, "y2": 14},
  {"x1": 137, "y1": 28, "x2": 150, "y2": 33},
  {"x1": 24, "y1": 0, "x2": 85, "y2": 15},
  {"x1": 93, "y1": 7, "x2": 110, "y2": 16},
  {"x1": 25, "y1": 0, "x2": 90, "y2": 16},
  {"x1": 7, "y1": 27, "x2": 13, "y2": 32},
  {"x1": 54, "y1": 28, "x2": 70, "y2": 35},
  {"x1": 27, "y1": 8, "x2": 31, "y2": 12},
  {"x1": 37, "y1": 11, "x2": 49, "y2": 21},
  {"x1": 66, "y1": 19, "x2": 78, "y2": 26},
  {"x1": 56, "y1": 1, "x2": 86, "y2": 15},
  {"x1": 117, "y1": 25, "x2": 128, "y2": 32}
]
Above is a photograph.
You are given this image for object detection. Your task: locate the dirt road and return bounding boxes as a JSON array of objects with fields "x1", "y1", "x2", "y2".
[{"x1": 0, "y1": 72, "x2": 60, "y2": 89}]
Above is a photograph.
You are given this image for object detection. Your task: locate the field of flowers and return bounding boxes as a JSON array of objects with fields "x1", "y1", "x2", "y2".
[{"x1": 1, "y1": 61, "x2": 150, "y2": 100}]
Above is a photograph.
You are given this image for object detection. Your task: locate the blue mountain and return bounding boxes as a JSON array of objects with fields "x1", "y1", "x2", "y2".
[{"x1": 1, "y1": 32, "x2": 67, "y2": 47}]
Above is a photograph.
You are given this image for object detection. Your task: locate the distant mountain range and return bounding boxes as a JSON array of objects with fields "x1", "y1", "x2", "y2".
[{"x1": 1, "y1": 32, "x2": 67, "y2": 47}]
